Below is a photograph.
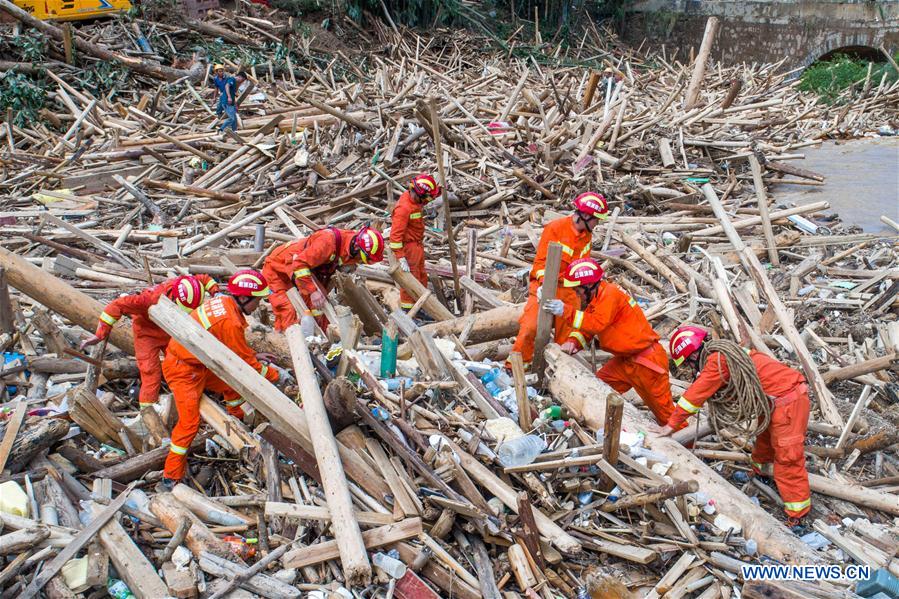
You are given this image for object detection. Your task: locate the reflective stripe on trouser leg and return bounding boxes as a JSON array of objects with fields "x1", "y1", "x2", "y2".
[{"x1": 163, "y1": 371, "x2": 205, "y2": 481}]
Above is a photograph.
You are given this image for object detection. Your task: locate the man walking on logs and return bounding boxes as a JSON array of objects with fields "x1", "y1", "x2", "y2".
[
  {"x1": 389, "y1": 174, "x2": 441, "y2": 312},
  {"x1": 80, "y1": 274, "x2": 219, "y2": 410},
  {"x1": 509, "y1": 192, "x2": 608, "y2": 368},
  {"x1": 656, "y1": 325, "x2": 811, "y2": 524},
  {"x1": 557, "y1": 258, "x2": 676, "y2": 426},
  {"x1": 262, "y1": 225, "x2": 385, "y2": 331},
  {"x1": 160, "y1": 270, "x2": 293, "y2": 490}
]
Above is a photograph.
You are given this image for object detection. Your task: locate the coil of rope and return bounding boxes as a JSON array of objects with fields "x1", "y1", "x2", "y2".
[{"x1": 699, "y1": 339, "x2": 771, "y2": 441}]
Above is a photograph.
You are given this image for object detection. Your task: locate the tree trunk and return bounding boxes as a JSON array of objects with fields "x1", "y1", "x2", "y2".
[
  {"x1": 5, "y1": 419, "x2": 69, "y2": 474},
  {"x1": 399, "y1": 303, "x2": 523, "y2": 357}
]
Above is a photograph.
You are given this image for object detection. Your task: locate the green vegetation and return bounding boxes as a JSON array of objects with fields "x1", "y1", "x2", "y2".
[
  {"x1": 799, "y1": 53, "x2": 899, "y2": 103},
  {"x1": 0, "y1": 72, "x2": 47, "y2": 127}
]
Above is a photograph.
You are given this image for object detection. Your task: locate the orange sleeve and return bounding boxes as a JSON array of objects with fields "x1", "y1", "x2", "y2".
[
  {"x1": 565, "y1": 286, "x2": 618, "y2": 350},
  {"x1": 290, "y1": 231, "x2": 334, "y2": 296},
  {"x1": 389, "y1": 199, "x2": 411, "y2": 259},
  {"x1": 668, "y1": 352, "x2": 730, "y2": 428},
  {"x1": 95, "y1": 291, "x2": 153, "y2": 339},
  {"x1": 195, "y1": 274, "x2": 220, "y2": 296},
  {"x1": 220, "y1": 311, "x2": 279, "y2": 383}
]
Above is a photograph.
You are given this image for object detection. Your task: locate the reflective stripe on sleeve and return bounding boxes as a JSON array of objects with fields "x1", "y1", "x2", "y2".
[
  {"x1": 409, "y1": 212, "x2": 422, "y2": 219},
  {"x1": 535, "y1": 269, "x2": 545, "y2": 279},
  {"x1": 197, "y1": 306, "x2": 212, "y2": 330},
  {"x1": 559, "y1": 243, "x2": 574, "y2": 256},
  {"x1": 293, "y1": 268, "x2": 311, "y2": 278},
  {"x1": 204, "y1": 279, "x2": 218, "y2": 291},
  {"x1": 570, "y1": 331, "x2": 587, "y2": 349},
  {"x1": 99, "y1": 312, "x2": 118, "y2": 326},
  {"x1": 579, "y1": 245, "x2": 591, "y2": 257},
  {"x1": 389, "y1": 242, "x2": 404, "y2": 249},
  {"x1": 169, "y1": 444, "x2": 188, "y2": 455},
  {"x1": 572, "y1": 310, "x2": 584, "y2": 329},
  {"x1": 676, "y1": 395, "x2": 701, "y2": 414},
  {"x1": 259, "y1": 364, "x2": 269, "y2": 377},
  {"x1": 225, "y1": 398, "x2": 246, "y2": 407}
]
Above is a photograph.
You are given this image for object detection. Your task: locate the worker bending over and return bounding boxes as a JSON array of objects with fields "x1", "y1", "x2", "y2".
[
  {"x1": 161, "y1": 270, "x2": 292, "y2": 488},
  {"x1": 657, "y1": 326, "x2": 811, "y2": 522},
  {"x1": 262, "y1": 226, "x2": 384, "y2": 331},
  {"x1": 81, "y1": 274, "x2": 218, "y2": 408},
  {"x1": 510, "y1": 192, "x2": 608, "y2": 366},
  {"x1": 390, "y1": 174, "x2": 441, "y2": 311},
  {"x1": 557, "y1": 258, "x2": 675, "y2": 426}
]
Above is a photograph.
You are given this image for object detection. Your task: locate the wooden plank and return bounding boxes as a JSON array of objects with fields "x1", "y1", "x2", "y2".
[
  {"x1": 531, "y1": 242, "x2": 563, "y2": 378},
  {"x1": 508, "y1": 352, "x2": 531, "y2": 431},
  {"x1": 264, "y1": 502, "x2": 394, "y2": 526},
  {"x1": 0, "y1": 401, "x2": 27, "y2": 472},
  {"x1": 749, "y1": 154, "x2": 779, "y2": 266},
  {"x1": 282, "y1": 518, "x2": 422, "y2": 569},
  {"x1": 285, "y1": 325, "x2": 370, "y2": 584}
]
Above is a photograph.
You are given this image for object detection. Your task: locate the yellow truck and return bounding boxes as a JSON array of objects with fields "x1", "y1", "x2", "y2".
[{"x1": 12, "y1": 0, "x2": 132, "y2": 20}]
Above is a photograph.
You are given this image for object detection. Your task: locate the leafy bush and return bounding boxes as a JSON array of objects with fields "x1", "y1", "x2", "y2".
[
  {"x1": 80, "y1": 61, "x2": 129, "y2": 98},
  {"x1": 15, "y1": 31, "x2": 47, "y2": 62},
  {"x1": 800, "y1": 53, "x2": 899, "y2": 103},
  {"x1": 0, "y1": 72, "x2": 47, "y2": 127}
]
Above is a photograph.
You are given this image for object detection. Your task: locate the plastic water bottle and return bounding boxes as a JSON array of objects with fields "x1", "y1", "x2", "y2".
[
  {"x1": 300, "y1": 312, "x2": 316, "y2": 337},
  {"x1": 497, "y1": 435, "x2": 546, "y2": 467},
  {"x1": 744, "y1": 538, "x2": 758, "y2": 556},
  {"x1": 372, "y1": 552, "x2": 407, "y2": 579},
  {"x1": 481, "y1": 368, "x2": 511, "y2": 396}
]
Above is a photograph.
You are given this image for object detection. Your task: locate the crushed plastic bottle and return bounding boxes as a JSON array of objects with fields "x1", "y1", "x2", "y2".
[
  {"x1": 744, "y1": 539, "x2": 758, "y2": 556},
  {"x1": 481, "y1": 368, "x2": 512, "y2": 396},
  {"x1": 497, "y1": 435, "x2": 546, "y2": 467},
  {"x1": 383, "y1": 376, "x2": 413, "y2": 392},
  {"x1": 107, "y1": 578, "x2": 135, "y2": 599}
]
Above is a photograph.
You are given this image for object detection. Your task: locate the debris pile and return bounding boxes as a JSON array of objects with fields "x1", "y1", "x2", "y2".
[{"x1": 0, "y1": 5, "x2": 897, "y2": 598}]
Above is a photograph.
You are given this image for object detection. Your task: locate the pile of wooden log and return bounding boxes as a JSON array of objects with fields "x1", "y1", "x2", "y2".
[{"x1": 0, "y1": 3, "x2": 897, "y2": 598}]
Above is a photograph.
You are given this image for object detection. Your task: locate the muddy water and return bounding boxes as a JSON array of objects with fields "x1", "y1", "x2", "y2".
[{"x1": 775, "y1": 137, "x2": 899, "y2": 234}]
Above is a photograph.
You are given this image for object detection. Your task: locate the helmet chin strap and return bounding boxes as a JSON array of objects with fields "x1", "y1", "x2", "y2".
[{"x1": 234, "y1": 295, "x2": 252, "y2": 313}]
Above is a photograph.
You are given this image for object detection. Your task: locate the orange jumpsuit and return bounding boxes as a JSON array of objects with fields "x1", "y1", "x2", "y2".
[
  {"x1": 389, "y1": 191, "x2": 427, "y2": 310},
  {"x1": 510, "y1": 215, "x2": 593, "y2": 365},
  {"x1": 564, "y1": 280, "x2": 674, "y2": 425},
  {"x1": 94, "y1": 275, "x2": 218, "y2": 407},
  {"x1": 262, "y1": 228, "x2": 362, "y2": 331},
  {"x1": 162, "y1": 294, "x2": 279, "y2": 481},
  {"x1": 669, "y1": 350, "x2": 811, "y2": 518}
]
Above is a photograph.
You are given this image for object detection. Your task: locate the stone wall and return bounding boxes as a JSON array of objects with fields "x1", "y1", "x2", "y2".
[{"x1": 623, "y1": 0, "x2": 899, "y2": 69}]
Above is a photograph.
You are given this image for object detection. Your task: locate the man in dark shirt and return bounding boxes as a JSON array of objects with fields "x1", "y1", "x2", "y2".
[{"x1": 220, "y1": 71, "x2": 246, "y2": 132}]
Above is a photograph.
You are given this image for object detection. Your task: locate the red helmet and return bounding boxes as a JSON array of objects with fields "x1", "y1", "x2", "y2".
[
  {"x1": 409, "y1": 174, "x2": 441, "y2": 200},
  {"x1": 353, "y1": 226, "x2": 384, "y2": 264},
  {"x1": 167, "y1": 276, "x2": 205, "y2": 312},
  {"x1": 670, "y1": 325, "x2": 709, "y2": 367},
  {"x1": 562, "y1": 258, "x2": 604, "y2": 287},
  {"x1": 573, "y1": 192, "x2": 609, "y2": 220},
  {"x1": 227, "y1": 269, "x2": 271, "y2": 297}
]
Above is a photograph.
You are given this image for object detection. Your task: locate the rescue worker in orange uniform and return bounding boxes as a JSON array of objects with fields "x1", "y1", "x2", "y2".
[
  {"x1": 509, "y1": 192, "x2": 609, "y2": 366},
  {"x1": 557, "y1": 258, "x2": 676, "y2": 426},
  {"x1": 657, "y1": 326, "x2": 811, "y2": 522},
  {"x1": 262, "y1": 226, "x2": 385, "y2": 331},
  {"x1": 161, "y1": 270, "x2": 292, "y2": 488},
  {"x1": 390, "y1": 174, "x2": 441, "y2": 311},
  {"x1": 80, "y1": 274, "x2": 219, "y2": 408}
]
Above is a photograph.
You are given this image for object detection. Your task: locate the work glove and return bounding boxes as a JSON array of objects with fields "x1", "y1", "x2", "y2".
[
  {"x1": 536, "y1": 287, "x2": 543, "y2": 302},
  {"x1": 543, "y1": 299, "x2": 564, "y2": 316},
  {"x1": 79, "y1": 334, "x2": 103, "y2": 352},
  {"x1": 256, "y1": 352, "x2": 278, "y2": 363},
  {"x1": 398, "y1": 257, "x2": 411, "y2": 273},
  {"x1": 270, "y1": 364, "x2": 295, "y2": 386},
  {"x1": 309, "y1": 289, "x2": 325, "y2": 309},
  {"x1": 560, "y1": 340, "x2": 580, "y2": 355}
]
